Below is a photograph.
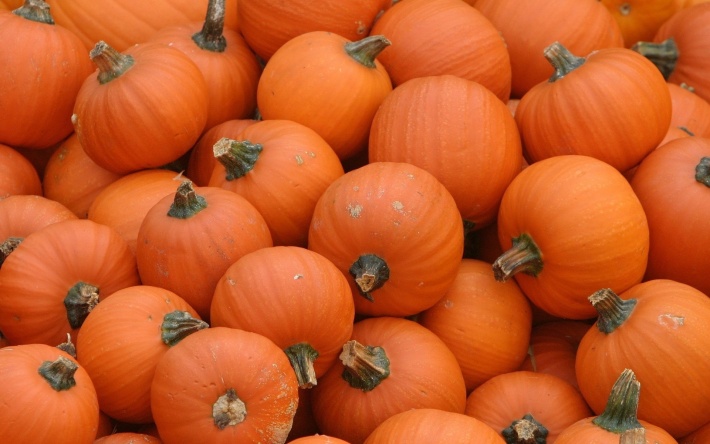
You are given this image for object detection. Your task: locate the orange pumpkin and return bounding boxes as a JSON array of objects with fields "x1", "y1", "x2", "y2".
[
  {"x1": 600, "y1": 0, "x2": 684, "y2": 47},
  {"x1": 93, "y1": 433, "x2": 162, "y2": 444},
  {"x1": 494, "y1": 155, "x2": 649, "y2": 319},
  {"x1": 0, "y1": 143, "x2": 42, "y2": 197},
  {"x1": 681, "y1": 422, "x2": 710, "y2": 444},
  {"x1": 308, "y1": 161, "x2": 464, "y2": 317},
  {"x1": 289, "y1": 436, "x2": 351, "y2": 444},
  {"x1": 667, "y1": 83, "x2": 710, "y2": 137}
]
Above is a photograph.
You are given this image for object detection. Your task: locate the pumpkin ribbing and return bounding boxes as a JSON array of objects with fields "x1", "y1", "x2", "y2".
[{"x1": 160, "y1": 310, "x2": 209, "y2": 347}]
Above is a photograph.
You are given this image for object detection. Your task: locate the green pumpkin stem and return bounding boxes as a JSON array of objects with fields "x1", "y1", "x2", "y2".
[
  {"x1": 64, "y1": 282, "x2": 100, "y2": 329},
  {"x1": 56, "y1": 333, "x2": 77, "y2": 359},
  {"x1": 192, "y1": 0, "x2": 227, "y2": 52},
  {"x1": 13, "y1": 0, "x2": 54, "y2": 24},
  {"x1": 344, "y1": 34, "x2": 391, "y2": 68},
  {"x1": 340, "y1": 340, "x2": 390, "y2": 392},
  {"x1": 695, "y1": 157, "x2": 710, "y2": 187},
  {"x1": 631, "y1": 38, "x2": 677, "y2": 80},
  {"x1": 285, "y1": 342, "x2": 320, "y2": 389},
  {"x1": 167, "y1": 180, "x2": 208, "y2": 219},
  {"x1": 212, "y1": 138, "x2": 263, "y2": 180},
  {"x1": 502, "y1": 413, "x2": 549, "y2": 444},
  {"x1": 592, "y1": 369, "x2": 643, "y2": 433},
  {"x1": 349, "y1": 253, "x2": 390, "y2": 302},
  {"x1": 161, "y1": 310, "x2": 209, "y2": 347},
  {"x1": 212, "y1": 388, "x2": 247, "y2": 429},
  {"x1": 90, "y1": 40, "x2": 136, "y2": 85},
  {"x1": 544, "y1": 41, "x2": 586, "y2": 82},
  {"x1": 38, "y1": 356, "x2": 78, "y2": 391},
  {"x1": 589, "y1": 288, "x2": 637, "y2": 334},
  {"x1": 0, "y1": 236, "x2": 23, "y2": 268},
  {"x1": 493, "y1": 233, "x2": 543, "y2": 282}
]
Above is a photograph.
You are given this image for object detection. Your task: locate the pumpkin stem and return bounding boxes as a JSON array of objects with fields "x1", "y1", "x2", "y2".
[
  {"x1": 492, "y1": 233, "x2": 543, "y2": 282},
  {"x1": 284, "y1": 342, "x2": 320, "y2": 389},
  {"x1": 620, "y1": 428, "x2": 646, "y2": 444},
  {"x1": 349, "y1": 253, "x2": 390, "y2": 302},
  {"x1": 167, "y1": 180, "x2": 208, "y2": 219},
  {"x1": 192, "y1": 0, "x2": 227, "y2": 52},
  {"x1": 38, "y1": 356, "x2": 78, "y2": 391},
  {"x1": 90, "y1": 40, "x2": 136, "y2": 85},
  {"x1": 631, "y1": 38, "x2": 677, "y2": 80},
  {"x1": 57, "y1": 333, "x2": 77, "y2": 358},
  {"x1": 502, "y1": 413, "x2": 549, "y2": 444},
  {"x1": 695, "y1": 157, "x2": 710, "y2": 187},
  {"x1": 0, "y1": 236, "x2": 23, "y2": 268},
  {"x1": 212, "y1": 388, "x2": 247, "y2": 429},
  {"x1": 160, "y1": 310, "x2": 209, "y2": 347},
  {"x1": 13, "y1": 0, "x2": 54, "y2": 24},
  {"x1": 344, "y1": 34, "x2": 391, "y2": 69},
  {"x1": 212, "y1": 138, "x2": 263, "y2": 180},
  {"x1": 592, "y1": 369, "x2": 643, "y2": 433},
  {"x1": 544, "y1": 41, "x2": 586, "y2": 82},
  {"x1": 64, "y1": 282, "x2": 100, "y2": 329},
  {"x1": 339, "y1": 339, "x2": 390, "y2": 392},
  {"x1": 589, "y1": 288, "x2": 637, "y2": 334}
]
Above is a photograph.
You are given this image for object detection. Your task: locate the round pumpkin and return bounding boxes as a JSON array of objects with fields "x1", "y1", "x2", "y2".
[
  {"x1": 0, "y1": 143, "x2": 42, "y2": 197},
  {"x1": 600, "y1": 0, "x2": 684, "y2": 47}
]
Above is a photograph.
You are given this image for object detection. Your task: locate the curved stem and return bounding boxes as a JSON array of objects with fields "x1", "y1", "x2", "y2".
[
  {"x1": 0, "y1": 237, "x2": 23, "y2": 268},
  {"x1": 589, "y1": 288, "x2": 637, "y2": 334},
  {"x1": 592, "y1": 369, "x2": 643, "y2": 433},
  {"x1": 285, "y1": 342, "x2": 319, "y2": 389},
  {"x1": 64, "y1": 282, "x2": 100, "y2": 329},
  {"x1": 492, "y1": 233, "x2": 543, "y2": 282},
  {"x1": 160, "y1": 310, "x2": 209, "y2": 347},
  {"x1": 192, "y1": 0, "x2": 227, "y2": 52},
  {"x1": 345, "y1": 35, "x2": 391, "y2": 68},
  {"x1": 57, "y1": 333, "x2": 77, "y2": 359},
  {"x1": 349, "y1": 254, "x2": 390, "y2": 302},
  {"x1": 38, "y1": 356, "x2": 78, "y2": 391},
  {"x1": 340, "y1": 340, "x2": 390, "y2": 392},
  {"x1": 544, "y1": 41, "x2": 585, "y2": 82},
  {"x1": 167, "y1": 180, "x2": 207, "y2": 219},
  {"x1": 212, "y1": 388, "x2": 246, "y2": 429},
  {"x1": 631, "y1": 38, "x2": 678, "y2": 80},
  {"x1": 13, "y1": 0, "x2": 54, "y2": 24},
  {"x1": 212, "y1": 138, "x2": 263, "y2": 181},
  {"x1": 502, "y1": 413, "x2": 549, "y2": 444},
  {"x1": 90, "y1": 41, "x2": 135, "y2": 85},
  {"x1": 695, "y1": 157, "x2": 710, "y2": 187}
]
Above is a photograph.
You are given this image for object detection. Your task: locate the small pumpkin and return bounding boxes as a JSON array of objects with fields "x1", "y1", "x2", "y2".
[{"x1": 93, "y1": 433, "x2": 162, "y2": 444}]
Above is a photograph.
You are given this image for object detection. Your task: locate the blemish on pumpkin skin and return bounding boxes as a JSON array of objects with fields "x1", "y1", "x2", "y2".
[
  {"x1": 658, "y1": 313, "x2": 685, "y2": 329},
  {"x1": 392, "y1": 201, "x2": 404, "y2": 213},
  {"x1": 348, "y1": 203, "x2": 363, "y2": 218},
  {"x1": 295, "y1": 154, "x2": 304, "y2": 165}
]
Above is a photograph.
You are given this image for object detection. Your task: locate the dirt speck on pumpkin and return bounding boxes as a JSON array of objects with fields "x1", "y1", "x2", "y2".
[
  {"x1": 348, "y1": 203, "x2": 363, "y2": 218},
  {"x1": 658, "y1": 313, "x2": 685, "y2": 329}
]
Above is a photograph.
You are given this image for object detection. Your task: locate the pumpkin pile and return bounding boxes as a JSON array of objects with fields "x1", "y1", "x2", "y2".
[{"x1": 1, "y1": 0, "x2": 710, "y2": 442}]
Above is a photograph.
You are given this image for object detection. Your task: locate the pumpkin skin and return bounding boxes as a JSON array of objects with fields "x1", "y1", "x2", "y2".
[
  {"x1": 576, "y1": 280, "x2": 710, "y2": 438},
  {"x1": 681, "y1": 422, "x2": 710, "y2": 444},
  {"x1": 208, "y1": 120, "x2": 345, "y2": 247},
  {"x1": 0, "y1": 143, "x2": 42, "y2": 197},
  {"x1": 368, "y1": 74, "x2": 523, "y2": 230},
  {"x1": 494, "y1": 155, "x2": 649, "y2": 319},
  {"x1": 289, "y1": 436, "x2": 351, "y2": 444},
  {"x1": 308, "y1": 161, "x2": 464, "y2": 317},
  {"x1": 310, "y1": 317, "x2": 467, "y2": 444},
  {"x1": 600, "y1": 0, "x2": 684, "y2": 47},
  {"x1": 0, "y1": 218, "x2": 140, "y2": 346},
  {"x1": 629, "y1": 137, "x2": 710, "y2": 295},
  {"x1": 136, "y1": 180, "x2": 273, "y2": 320},
  {"x1": 364, "y1": 409, "x2": 505, "y2": 444},
  {"x1": 465, "y1": 371, "x2": 593, "y2": 443},
  {"x1": 515, "y1": 43, "x2": 672, "y2": 173},
  {"x1": 150, "y1": 327, "x2": 299, "y2": 444},
  {"x1": 210, "y1": 246, "x2": 355, "y2": 389},
  {"x1": 93, "y1": 433, "x2": 162, "y2": 444},
  {"x1": 76, "y1": 285, "x2": 205, "y2": 424},
  {"x1": 418, "y1": 259, "x2": 532, "y2": 391},
  {"x1": 474, "y1": 0, "x2": 623, "y2": 99},
  {"x1": 257, "y1": 31, "x2": 392, "y2": 160},
  {"x1": 667, "y1": 83, "x2": 710, "y2": 138},
  {"x1": 47, "y1": 0, "x2": 238, "y2": 52},
  {"x1": 372, "y1": 0, "x2": 511, "y2": 101},
  {"x1": 0, "y1": 344, "x2": 99, "y2": 444},
  {"x1": 72, "y1": 41, "x2": 209, "y2": 175},
  {"x1": 0, "y1": 2, "x2": 94, "y2": 149}
]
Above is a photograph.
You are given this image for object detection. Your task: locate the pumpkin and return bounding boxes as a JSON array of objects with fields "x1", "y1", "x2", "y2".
[
  {"x1": 576, "y1": 281, "x2": 710, "y2": 438},
  {"x1": 600, "y1": 0, "x2": 684, "y2": 47},
  {"x1": 0, "y1": 343, "x2": 99, "y2": 444},
  {"x1": 307, "y1": 161, "x2": 464, "y2": 317},
  {"x1": 0, "y1": 218, "x2": 140, "y2": 346},
  {"x1": 72, "y1": 40, "x2": 209, "y2": 174},
  {"x1": 93, "y1": 433, "x2": 162, "y2": 444},
  {"x1": 465, "y1": 371, "x2": 593, "y2": 443},
  {"x1": 257, "y1": 32, "x2": 392, "y2": 160},
  {"x1": 150, "y1": 327, "x2": 299, "y2": 443},
  {"x1": 474, "y1": 0, "x2": 623, "y2": 98},
  {"x1": 667, "y1": 83, "x2": 710, "y2": 138},
  {"x1": 76, "y1": 285, "x2": 206, "y2": 424},
  {"x1": 629, "y1": 137, "x2": 710, "y2": 296},
  {"x1": 371, "y1": 0, "x2": 511, "y2": 101},
  {"x1": 418, "y1": 259, "x2": 533, "y2": 390},
  {"x1": 515, "y1": 42, "x2": 672, "y2": 172},
  {"x1": 148, "y1": 0, "x2": 261, "y2": 130},
  {"x1": 680, "y1": 422, "x2": 710, "y2": 444},
  {"x1": 556, "y1": 369, "x2": 678, "y2": 443},
  {"x1": 208, "y1": 120, "x2": 345, "y2": 247},
  {"x1": 0, "y1": 143, "x2": 42, "y2": 197},
  {"x1": 632, "y1": 2, "x2": 710, "y2": 103},
  {"x1": 288, "y1": 436, "x2": 351, "y2": 444},
  {"x1": 87, "y1": 169, "x2": 183, "y2": 254},
  {"x1": 136, "y1": 180, "x2": 273, "y2": 320},
  {"x1": 364, "y1": 409, "x2": 505, "y2": 444},
  {"x1": 46, "y1": 0, "x2": 238, "y2": 52},
  {"x1": 368, "y1": 74, "x2": 523, "y2": 231},
  {"x1": 210, "y1": 246, "x2": 355, "y2": 389},
  {"x1": 42, "y1": 133, "x2": 123, "y2": 218},
  {"x1": 0, "y1": 0, "x2": 94, "y2": 149},
  {"x1": 310, "y1": 316, "x2": 467, "y2": 444},
  {"x1": 494, "y1": 155, "x2": 649, "y2": 319}
]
